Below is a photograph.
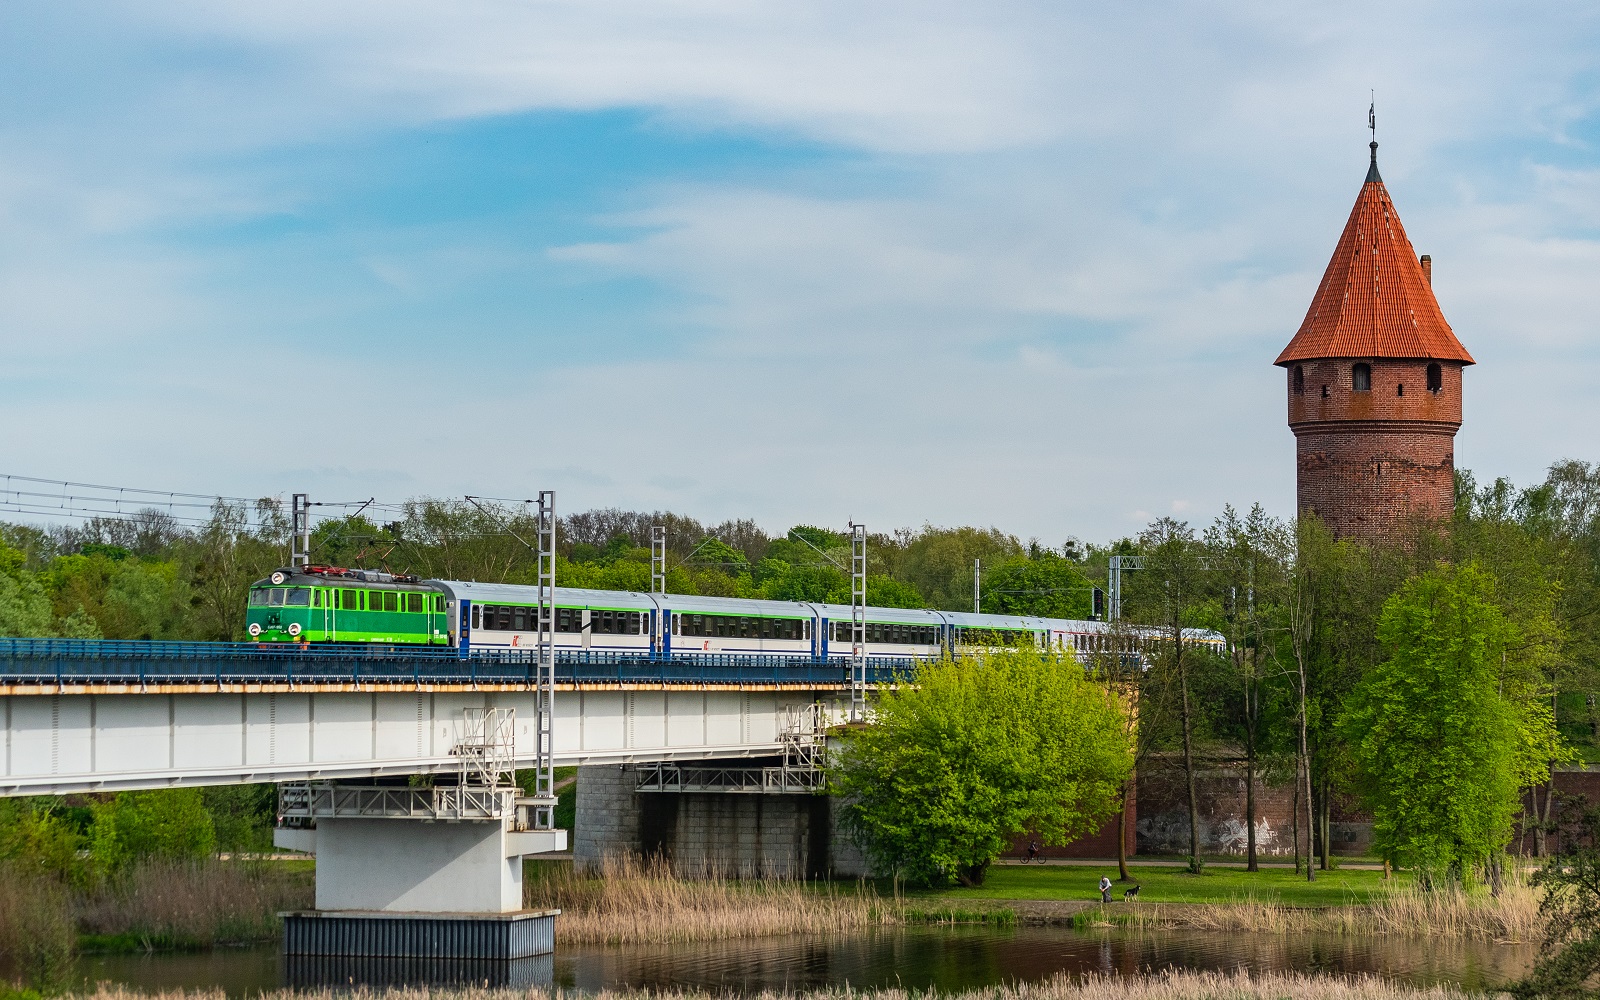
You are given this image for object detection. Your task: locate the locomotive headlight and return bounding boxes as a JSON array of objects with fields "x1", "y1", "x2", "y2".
[
  {"x1": 270, "y1": 571, "x2": 288, "y2": 585},
  {"x1": 287, "y1": 623, "x2": 302, "y2": 637},
  {"x1": 248, "y1": 623, "x2": 262, "y2": 637}
]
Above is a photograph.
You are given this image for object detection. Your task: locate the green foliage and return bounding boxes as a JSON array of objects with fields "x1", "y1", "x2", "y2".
[
  {"x1": 866, "y1": 577, "x2": 925, "y2": 609},
  {"x1": 90, "y1": 790, "x2": 216, "y2": 874},
  {"x1": 200, "y1": 785, "x2": 277, "y2": 855},
  {"x1": 0, "y1": 540, "x2": 53, "y2": 638},
  {"x1": 832, "y1": 647, "x2": 1132, "y2": 887},
  {"x1": 1339, "y1": 563, "x2": 1564, "y2": 881},
  {"x1": 0, "y1": 799, "x2": 87, "y2": 888},
  {"x1": 896, "y1": 527, "x2": 1023, "y2": 611},
  {"x1": 980, "y1": 552, "x2": 1092, "y2": 618},
  {"x1": 1516, "y1": 797, "x2": 1600, "y2": 1000}
]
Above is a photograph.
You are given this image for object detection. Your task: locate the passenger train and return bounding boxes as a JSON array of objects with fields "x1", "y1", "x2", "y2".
[{"x1": 245, "y1": 564, "x2": 1226, "y2": 660}]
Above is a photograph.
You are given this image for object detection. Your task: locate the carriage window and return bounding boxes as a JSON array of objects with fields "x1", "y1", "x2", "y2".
[
  {"x1": 496, "y1": 606, "x2": 511, "y2": 630},
  {"x1": 1352, "y1": 363, "x2": 1371, "y2": 392},
  {"x1": 340, "y1": 590, "x2": 358, "y2": 610},
  {"x1": 407, "y1": 593, "x2": 423, "y2": 613},
  {"x1": 512, "y1": 607, "x2": 527, "y2": 631},
  {"x1": 1427, "y1": 363, "x2": 1442, "y2": 393},
  {"x1": 385, "y1": 592, "x2": 400, "y2": 612},
  {"x1": 471, "y1": 605, "x2": 481, "y2": 629}
]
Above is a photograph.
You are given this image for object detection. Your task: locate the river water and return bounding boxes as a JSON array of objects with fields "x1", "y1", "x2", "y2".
[{"x1": 69, "y1": 926, "x2": 1533, "y2": 996}]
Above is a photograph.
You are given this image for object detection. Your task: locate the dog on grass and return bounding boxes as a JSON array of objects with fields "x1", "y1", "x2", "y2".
[{"x1": 1123, "y1": 885, "x2": 1141, "y2": 901}]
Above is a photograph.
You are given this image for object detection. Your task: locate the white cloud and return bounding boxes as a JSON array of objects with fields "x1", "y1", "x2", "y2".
[{"x1": 1, "y1": 1, "x2": 1598, "y2": 540}]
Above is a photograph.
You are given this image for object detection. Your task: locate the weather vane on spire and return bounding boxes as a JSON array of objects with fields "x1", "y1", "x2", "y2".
[{"x1": 1365, "y1": 94, "x2": 1382, "y2": 183}]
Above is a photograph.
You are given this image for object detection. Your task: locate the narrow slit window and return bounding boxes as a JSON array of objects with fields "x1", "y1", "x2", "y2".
[{"x1": 1293, "y1": 366, "x2": 1304, "y2": 394}]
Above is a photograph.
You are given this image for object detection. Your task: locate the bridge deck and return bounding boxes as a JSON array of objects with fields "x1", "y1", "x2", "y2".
[{"x1": 0, "y1": 639, "x2": 917, "y2": 693}]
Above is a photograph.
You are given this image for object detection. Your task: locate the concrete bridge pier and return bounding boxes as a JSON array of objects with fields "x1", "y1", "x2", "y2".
[{"x1": 274, "y1": 784, "x2": 566, "y2": 913}]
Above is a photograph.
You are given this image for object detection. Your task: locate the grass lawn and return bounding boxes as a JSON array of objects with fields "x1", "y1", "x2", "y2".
[{"x1": 917, "y1": 863, "x2": 1401, "y2": 908}]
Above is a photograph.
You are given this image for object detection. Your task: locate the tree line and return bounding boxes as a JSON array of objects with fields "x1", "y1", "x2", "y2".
[
  {"x1": 0, "y1": 500, "x2": 1096, "y2": 641},
  {"x1": 1119, "y1": 460, "x2": 1600, "y2": 885}
]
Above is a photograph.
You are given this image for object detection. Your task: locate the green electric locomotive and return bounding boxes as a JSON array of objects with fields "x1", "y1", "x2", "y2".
[{"x1": 245, "y1": 565, "x2": 450, "y2": 644}]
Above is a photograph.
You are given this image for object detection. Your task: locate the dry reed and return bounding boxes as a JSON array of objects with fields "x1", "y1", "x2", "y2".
[
  {"x1": 0, "y1": 861, "x2": 76, "y2": 985},
  {"x1": 525, "y1": 855, "x2": 897, "y2": 944},
  {"x1": 1087, "y1": 877, "x2": 1543, "y2": 942},
  {"x1": 76, "y1": 858, "x2": 312, "y2": 948},
  {"x1": 58, "y1": 968, "x2": 1503, "y2": 1000}
]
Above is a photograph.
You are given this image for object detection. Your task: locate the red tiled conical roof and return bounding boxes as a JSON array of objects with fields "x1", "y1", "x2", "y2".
[{"x1": 1275, "y1": 144, "x2": 1474, "y2": 366}]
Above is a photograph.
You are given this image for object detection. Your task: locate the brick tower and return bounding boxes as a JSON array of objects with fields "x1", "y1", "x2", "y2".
[{"x1": 1275, "y1": 141, "x2": 1474, "y2": 538}]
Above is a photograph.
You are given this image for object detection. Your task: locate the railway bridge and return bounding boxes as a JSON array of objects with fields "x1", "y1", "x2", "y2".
[{"x1": 0, "y1": 639, "x2": 903, "y2": 913}]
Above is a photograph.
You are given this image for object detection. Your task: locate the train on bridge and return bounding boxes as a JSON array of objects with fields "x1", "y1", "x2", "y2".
[{"x1": 246, "y1": 565, "x2": 1225, "y2": 660}]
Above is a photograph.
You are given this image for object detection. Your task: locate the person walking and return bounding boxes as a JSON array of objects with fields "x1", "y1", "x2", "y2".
[{"x1": 1098, "y1": 875, "x2": 1112, "y2": 903}]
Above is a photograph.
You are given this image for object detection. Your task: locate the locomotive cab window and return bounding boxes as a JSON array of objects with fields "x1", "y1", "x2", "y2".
[{"x1": 1352, "y1": 363, "x2": 1371, "y2": 392}]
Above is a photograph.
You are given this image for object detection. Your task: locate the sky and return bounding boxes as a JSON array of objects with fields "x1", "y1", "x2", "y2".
[{"x1": 1, "y1": 2, "x2": 1598, "y2": 545}]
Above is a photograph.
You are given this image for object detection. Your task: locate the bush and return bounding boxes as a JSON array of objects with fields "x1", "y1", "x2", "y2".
[{"x1": 90, "y1": 790, "x2": 215, "y2": 875}]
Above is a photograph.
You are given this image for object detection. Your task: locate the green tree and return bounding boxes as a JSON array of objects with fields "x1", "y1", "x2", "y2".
[
  {"x1": 1515, "y1": 796, "x2": 1600, "y2": 999},
  {"x1": 1339, "y1": 563, "x2": 1564, "y2": 884},
  {"x1": 0, "y1": 798, "x2": 87, "y2": 886},
  {"x1": 0, "y1": 542, "x2": 54, "y2": 637},
  {"x1": 90, "y1": 789, "x2": 216, "y2": 873},
  {"x1": 1204, "y1": 504, "x2": 1294, "y2": 872},
  {"x1": 831, "y1": 647, "x2": 1131, "y2": 887},
  {"x1": 897, "y1": 526, "x2": 1022, "y2": 611},
  {"x1": 980, "y1": 552, "x2": 1092, "y2": 618},
  {"x1": 1126, "y1": 517, "x2": 1218, "y2": 872}
]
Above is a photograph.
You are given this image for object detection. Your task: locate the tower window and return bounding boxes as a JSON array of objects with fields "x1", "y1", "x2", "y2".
[
  {"x1": 1397, "y1": 383, "x2": 1404, "y2": 397},
  {"x1": 1427, "y1": 363, "x2": 1442, "y2": 393},
  {"x1": 1352, "y1": 363, "x2": 1371, "y2": 392},
  {"x1": 1292, "y1": 366, "x2": 1304, "y2": 394},
  {"x1": 1321, "y1": 385, "x2": 1329, "y2": 399}
]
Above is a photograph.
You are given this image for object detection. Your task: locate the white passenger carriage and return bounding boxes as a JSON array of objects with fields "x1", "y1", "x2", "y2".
[{"x1": 432, "y1": 579, "x2": 1225, "y2": 661}]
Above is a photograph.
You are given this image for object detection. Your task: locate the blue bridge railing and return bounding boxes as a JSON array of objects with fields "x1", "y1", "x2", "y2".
[{"x1": 0, "y1": 639, "x2": 920, "y2": 688}]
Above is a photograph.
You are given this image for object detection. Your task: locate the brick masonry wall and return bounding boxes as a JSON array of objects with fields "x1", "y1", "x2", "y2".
[
  {"x1": 1515, "y1": 771, "x2": 1600, "y2": 854},
  {"x1": 1284, "y1": 357, "x2": 1464, "y2": 537},
  {"x1": 1135, "y1": 762, "x2": 1373, "y2": 857}
]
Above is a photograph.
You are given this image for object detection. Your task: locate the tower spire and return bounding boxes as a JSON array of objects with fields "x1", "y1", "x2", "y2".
[{"x1": 1366, "y1": 98, "x2": 1382, "y2": 184}]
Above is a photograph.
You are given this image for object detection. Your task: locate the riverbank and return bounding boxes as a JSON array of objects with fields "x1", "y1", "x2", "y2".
[
  {"x1": 34, "y1": 968, "x2": 1504, "y2": 999},
  {"x1": 0, "y1": 858, "x2": 311, "y2": 985},
  {"x1": 526, "y1": 858, "x2": 1538, "y2": 946},
  {"x1": 919, "y1": 864, "x2": 1540, "y2": 941}
]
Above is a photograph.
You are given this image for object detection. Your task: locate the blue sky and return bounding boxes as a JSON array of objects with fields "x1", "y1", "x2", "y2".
[{"x1": 2, "y1": 2, "x2": 1598, "y2": 543}]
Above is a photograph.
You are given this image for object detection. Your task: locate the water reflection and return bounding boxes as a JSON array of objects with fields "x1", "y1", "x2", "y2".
[
  {"x1": 69, "y1": 926, "x2": 1535, "y2": 997},
  {"x1": 284, "y1": 955, "x2": 554, "y2": 991},
  {"x1": 553, "y1": 927, "x2": 1534, "y2": 995}
]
